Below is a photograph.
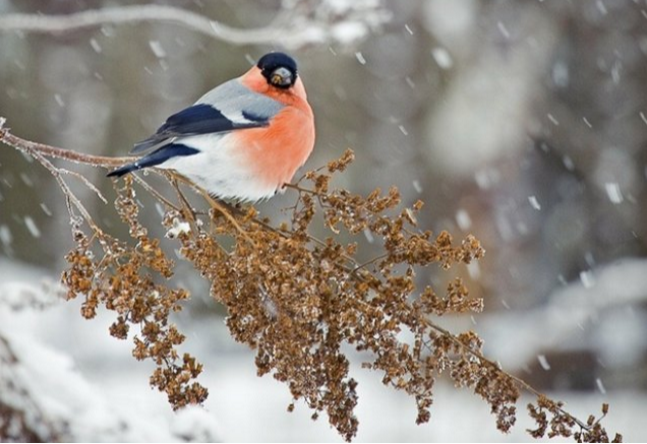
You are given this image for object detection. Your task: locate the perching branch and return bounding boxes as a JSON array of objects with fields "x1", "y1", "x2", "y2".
[{"x1": 0, "y1": 118, "x2": 130, "y2": 167}]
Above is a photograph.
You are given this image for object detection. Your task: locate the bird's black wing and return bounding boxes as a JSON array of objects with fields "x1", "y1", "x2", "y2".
[{"x1": 131, "y1": 103, "x2": 268, "y2": 154}]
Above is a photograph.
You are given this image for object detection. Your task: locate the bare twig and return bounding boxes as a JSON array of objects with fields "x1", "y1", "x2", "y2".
[
  {"x1": 170, "y1": 171, "x2": 256, "y2": 245},
  {"x1": 0, "y1": 123, "x2": 131, "y2": 167},
  {"x1": 283, "y1": 183, "x2": 322, "y2": 195},
  {"x1": 0, "y1": 4, "x2": 292, "y2": 44},
  {"x1": 0, "y1": 119, "x2": 107, "y2": 231},
  {"x1": 131, "y1": 175, "x2": 182, "y2": 213},
  {"x1": 59, "y1": 168, "x2": 108, "y2": 204},
  {"x1": 26, "y1": 147, "x2": 100, "y2": 232},
  {"x1": 0, "y1": 2, "x2": 388, "y2": 49}
]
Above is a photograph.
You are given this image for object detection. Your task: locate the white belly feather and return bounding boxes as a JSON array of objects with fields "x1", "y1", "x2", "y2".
[{"x1": 157, "y1": 133, "x2": 278, "y2": 202}]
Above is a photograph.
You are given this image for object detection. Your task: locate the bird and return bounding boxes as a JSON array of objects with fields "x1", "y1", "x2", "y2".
[{"x1": 108, "y1": 52, "x2": 315, "y2": 202}]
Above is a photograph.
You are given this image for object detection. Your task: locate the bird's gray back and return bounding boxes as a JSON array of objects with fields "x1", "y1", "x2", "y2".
[{"x1": 196, "y1": 78, "x2": 284, "y2": 122}]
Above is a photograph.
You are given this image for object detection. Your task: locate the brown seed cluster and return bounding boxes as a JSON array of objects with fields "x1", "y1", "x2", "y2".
[
  {"x1": 63, "y1": 176, "x2": 207, "y2": 409},
  {"x1": 54, "y1": 149, "x2": 621, "y2": 442},
  {"x1": 1, "y1": 122, "x2": 623, "y2": 442},
  {"x1": 528, "y1": 397, "x2": 622, "y2": 443},
  {"x1": 165, "y1": 150, "x2": 493, "y2": 440}
]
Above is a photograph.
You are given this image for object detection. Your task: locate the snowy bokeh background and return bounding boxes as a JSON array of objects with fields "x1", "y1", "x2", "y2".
[{"x1": 1, "y1": 0, "x2": 647, "y2": 441}]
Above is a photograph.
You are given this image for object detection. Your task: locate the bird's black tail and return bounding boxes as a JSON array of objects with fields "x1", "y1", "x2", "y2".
[
  {"x1": 107, "y1": 144, "x2": 200, "y2": 178},
  {"x1": 107, "y1": 162, "x2": 140, "y2": 178}
]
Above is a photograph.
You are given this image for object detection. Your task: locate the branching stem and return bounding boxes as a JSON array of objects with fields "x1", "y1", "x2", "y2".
[{"x1": 0, "y1": 118, "x2": 609, "y2": 441}]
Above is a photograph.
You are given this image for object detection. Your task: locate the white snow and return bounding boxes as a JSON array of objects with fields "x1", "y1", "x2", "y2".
[
  {"x1": 171, "y1": 407, "x2": 221, "y2": 441},
  {"x1": 537, "y1": 354, "x2": 551, "y2": 371},
  {"x1": 640, "y1": 111, "x2": 647, "y2": 126},
  {"x1": 24, "y1": 216, "x2": 41, "y2": 238},
  {"x1": 605, "y1": 182, "x2": 623, "y2": 204},
  {"x1": 2, "y1": 255, "x2": 646, "y2": 441},
  {"x1": 363, "y1": 228, "x2": 374, "y2": 244},
  {"x1": 580, "y1": 270, "x2": 596, "y2": 288},
  {"x1": 355, "y1": 51, "x2": 367, "y2": 65},
  {"x1": 456, "y1": 209, "x2": 472, "y2": 230},
  {"x1": 0, "y1": 224, "x2": 12, "y2": 246},
  {"x1": 474, "y1": 169, "x2": 500, "y2": 190},
  {"x1": 39, "y1": 203, "x2": 52, "y2": 216},
  {"x1": 480, "y1": 258, "x2": 647, "y2": 372},
  {"x1": 528, "y1": 195, "x2": 541, "y2": 211},
  {"x1": 552, "y1": 61, "x2": 569, "y2": 87},
  {"x1": 563, "y1": 155, "x2": 575, "y2": 171},
  {"x1": 611, "y1": 61, "x2": 621, "y2": 84},
  {"x1": 431, "y1": 47, "x2": 453, "y2": 69},
  {"x1": 53, "y1": 93, "x2": 65, "y2": 107},
  {"x1": 20, "y1": 172, "x2": 34, "y2": 187},
  {"x1": 0, "y1": 259, "x2": 220, "y2": 442},
  {"x1": 148, "y1": 40, "x2": 166, "y2": 58},
  {"x1": 497, "y1": 21, "x2": 510, "y2": 39},
  {"x1": 331, "y1": 22, "x2": 367, "y2": 45},
  {"x1": 89, "y1": 38, "x2": 102, "y2": 53},
  {"x1": 0, "y1": 281, "x2": 61, "y2": 310},
  {"x1": 405, "y1": 76, "x2": 415, "y2": 88},
  {"x1": 166, "y1": 217, "x2": 191, "y2": 238},
  {"x1": 467, "y1": 261, "x2": 481, "y2": 280},
  {"x1": 596, "y1": 0, "x2": 608, "y2": 15},
  {"x1": 596, "y1": 378, "x2": 607, "y2": 395},
  {"x1": 547, "y1": 113, "x2": 560, "y2": 126}
]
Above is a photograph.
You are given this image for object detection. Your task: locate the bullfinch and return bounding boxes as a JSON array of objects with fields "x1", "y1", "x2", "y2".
[{"x1": 108, "y1": 52, "x2": 315, "y2": 202}]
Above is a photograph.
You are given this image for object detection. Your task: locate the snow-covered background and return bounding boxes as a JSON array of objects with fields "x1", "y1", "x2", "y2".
[{"x1": 1, "y1": 0, "x2": 647, "y2": 442}]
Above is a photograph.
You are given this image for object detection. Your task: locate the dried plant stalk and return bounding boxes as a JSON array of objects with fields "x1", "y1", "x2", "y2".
[{"x1": 0, "y1": 119, "x2": 621, "y2": 442}]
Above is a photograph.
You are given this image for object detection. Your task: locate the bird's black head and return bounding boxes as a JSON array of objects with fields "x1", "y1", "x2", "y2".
[{"x1": 257, "y1": 52, "x2": 298, "y2": 89}]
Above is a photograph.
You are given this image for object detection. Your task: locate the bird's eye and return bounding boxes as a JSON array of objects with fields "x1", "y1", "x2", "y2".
[{"x1": 269, "y1": 67, "x2": 293, "y2": 87}]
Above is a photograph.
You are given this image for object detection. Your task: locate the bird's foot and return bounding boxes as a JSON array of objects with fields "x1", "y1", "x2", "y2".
[
  {"x1": 166, "y1": 172, "x2": 199, "y2": 229},
  {"x1": 203, "y1": 194, "x2": 255, "y2": 246},
  {"x1": 169, "y1": 172, "x2": 255, "y2": 246}
]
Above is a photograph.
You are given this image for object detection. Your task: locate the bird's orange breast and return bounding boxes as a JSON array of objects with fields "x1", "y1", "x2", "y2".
[
  {"x1": 234, "y1": 105, "x2": 315, "y2": 190},
  {"x1": 236, "y1": 66, "x2": 315, "y2": 189}
]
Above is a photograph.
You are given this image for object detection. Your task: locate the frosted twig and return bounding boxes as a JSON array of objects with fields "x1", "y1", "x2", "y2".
[
  {"x1": 0, "y1": 4, "x2": 292, "y2": 44},
  {"x1": 169, "y1": 171, "x2": 256, "y2": 245},
  {"x1": 0, "y1": 121, "x2": 132, "y2": 167},
  {"x1": 28, "y1": 148, "x2": 100, "y2": 233},
  {"x1": 0, "y1": 119, "x2": 105, "y2": 230},
  {"x1": 60, "y1": 168, "x2": 108, "y2": 204},
  {"x1": 0, "y1": 2, "x2": 389, "y2": 49},
  {"x1": 131, "y1": 174, "x2": 182, "y2": 212}
]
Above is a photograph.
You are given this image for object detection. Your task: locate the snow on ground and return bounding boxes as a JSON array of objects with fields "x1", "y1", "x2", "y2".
[
  {"x1": 0, "y1": 259, "x2": 219, "y2": 442},
  {"x1": 475, "y1": 258, "x2": 647, "y2": 370},
  {"x1": 0, "y1": 257, "x2": 645, "y2": 442}
]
